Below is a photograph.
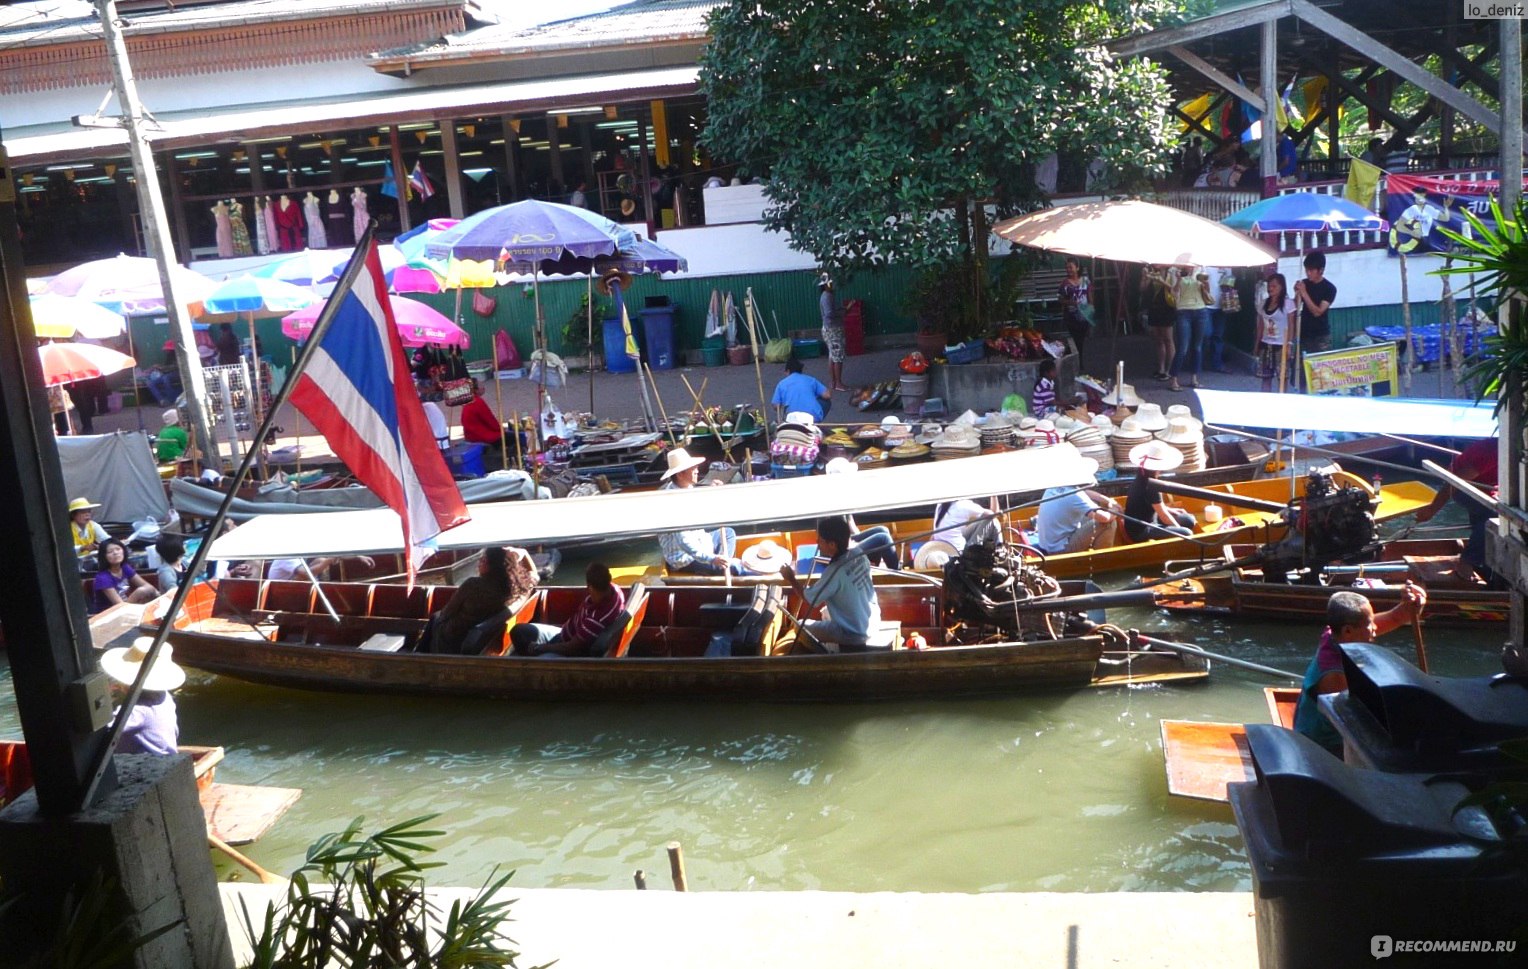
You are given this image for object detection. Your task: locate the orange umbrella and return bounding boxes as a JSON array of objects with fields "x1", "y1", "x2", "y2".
[{"x1": 38, "y1": 342, "x2": 136, "y2": 386}]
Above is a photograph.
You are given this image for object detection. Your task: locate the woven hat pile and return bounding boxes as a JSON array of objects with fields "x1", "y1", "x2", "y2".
[
  {"x1": 1156, "y1": 416, "x2": 1207, "y2": 472},
  {"x1": 890, "y1": 438, "x2": 932, "y2": 462},
  {"x1": 1091, "y1": 413, "x2": 1115, "y2": 437},
  {"x1": 883, "y1": 420, "x2": 914, "y2": 448},
  {"x1": 931, "y1": 423, "x2": 981, "y2": 460},
  {"x1": 1018, "y1": 418, "x2": 1061, "y2": 448},
  {"x1": 1101, "y1": 382, "x2": 1144, "y2": 408},
  {"x1": 978, "y1": 413, "x2": 1015, "y2": 449},
  {"x1": 1133, "y1": 402, "x2": 1169, "y2": 433},
  {"x1": 1165, "y1": 404, "x2": 1204, "y2": 433},
  {"x1": 856, "y1": 446, "x2": 889, "y2": 467},
  {"x1": 1066, "y1": 424, "x2": 1114, "y2": 471},
  {"x1": 853, "y1": 424, "x2": 887, "y2": 447},
  {"x1": 772, "y1": 417, "x2": 821, "y2": 465},
  {"x1": 822, "y1": 427, "x2": 858, "y2": 450},
  {"x1": 1111, "y1": 417, "x2": 1152, "y2": 466}
]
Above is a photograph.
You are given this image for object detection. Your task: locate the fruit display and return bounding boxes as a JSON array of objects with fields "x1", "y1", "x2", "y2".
[{"x1": 984, "y1": 326, "x2": 1048, "y2": 360}]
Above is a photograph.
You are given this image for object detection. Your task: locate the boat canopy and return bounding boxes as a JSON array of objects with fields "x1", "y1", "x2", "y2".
[
  {"x1": 1195, "y1": 390, "x2": 1496, "y2": 439},
  {"x1": 208, "y1": 446, "x2": 1100, "y2": 561}
]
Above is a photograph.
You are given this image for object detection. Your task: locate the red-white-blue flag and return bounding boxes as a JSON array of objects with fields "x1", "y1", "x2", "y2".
[
  {"x1": 288, "y1": 242, "x2": 467, "y2": 582},
  {"x1": 409, "y1": 161, "x2": 436, "y2": 201}
]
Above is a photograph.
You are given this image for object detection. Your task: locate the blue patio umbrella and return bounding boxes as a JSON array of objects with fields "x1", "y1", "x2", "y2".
[{"x1": 1222, "y1": 192, "x2": 1389, "y2": 233}]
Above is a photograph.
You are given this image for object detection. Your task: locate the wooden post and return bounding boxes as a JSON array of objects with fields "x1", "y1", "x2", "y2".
[
  {"x1": 511, "y1": 410, "x2": 524, "y2": 470},
  {"x1": 291, "y1": 346, "x2": 302, "y2": 477},
  {"x1": 745, "y1": 289, "x2": 772, "y2": 449},
  {"x1": 644, "y1": 362, "x2": 676, "y2": 444},
  {"x1": 494, "y1": 371, "x2": 508, "y2": 465},
  {"x1": 1259, "y1": 19, "x2": 1278, "y2": 194},
  {"x1": 666, "y1": 841, "x2": 687, "y2": 892},
  {"x1": 440, "y1": 118, "x2": 465, "y2": 220},
  {"x1": 1411, "y1": 614, "x2": 1430, "y2": 673},
  {"x1": 633, "y1": 870, "x2": 647, "y2": 890},
  {"x1": 389, "y1": 125, "x2": 411, "y2": 232}
]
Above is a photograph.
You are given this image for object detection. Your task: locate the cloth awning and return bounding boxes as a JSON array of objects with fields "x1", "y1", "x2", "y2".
[
  {"x1": 209, "y1": 446, "x2": 1100, "y2": 560},
  {"x1": 1195, "y1": 389, "x2": 1497, "y2": 439},
  {"x1": 4, "y1": 66, "x2": 700, "y2": 165}
]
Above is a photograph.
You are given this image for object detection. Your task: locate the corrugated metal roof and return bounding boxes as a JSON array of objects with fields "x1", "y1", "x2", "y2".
[
  {"x1": 3, "y1": 65, "x2": 700, "y2": 164},
  {"x1": 0, "y1": 0, "x2": 457, "y2": 46},
  {"x1": 374, "y1": 0, "x2": 717, "y2": 64}
]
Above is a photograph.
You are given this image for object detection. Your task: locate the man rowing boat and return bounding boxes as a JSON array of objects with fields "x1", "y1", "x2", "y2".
[{"x1": 780, "y1": 516, "x2": 881, "y2": 651}]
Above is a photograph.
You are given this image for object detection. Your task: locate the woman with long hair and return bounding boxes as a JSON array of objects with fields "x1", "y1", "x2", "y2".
[
  {"x1": 1257, "y1": 273, "x2": 1294, "y2": 393},
  {"x1": 422, "y1": 546, "x2": 539, "y2": 654}
]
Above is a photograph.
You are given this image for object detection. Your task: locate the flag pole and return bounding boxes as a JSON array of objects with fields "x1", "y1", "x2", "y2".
[{"x1": 76, "y1": 221, "x2": 384, "y2": 812}]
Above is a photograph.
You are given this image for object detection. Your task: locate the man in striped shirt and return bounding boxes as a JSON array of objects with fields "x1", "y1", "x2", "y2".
[{"x1": 509, "y1": 563, "x2": 627, "y2": 657}]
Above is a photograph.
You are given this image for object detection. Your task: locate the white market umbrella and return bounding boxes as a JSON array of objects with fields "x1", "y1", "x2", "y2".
[
  {"x1": 993, "y1": 200, "x2": 1278, "y2": 268},
  {"x1": 28, "y1": 294, "x2": 127, "y2": 340}
]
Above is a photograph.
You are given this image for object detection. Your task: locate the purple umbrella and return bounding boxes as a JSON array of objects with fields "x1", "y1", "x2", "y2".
[{"x1": 425, "y1": 199, "x2": 637, "y2": 265}]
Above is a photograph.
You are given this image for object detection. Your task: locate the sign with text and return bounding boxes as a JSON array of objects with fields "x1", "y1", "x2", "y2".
[
  {"x1": 1385, "y1": 172, "x2": 1528, "y2": 256},
  {"x1": 1302, "y1": 343, "x2": 1399, "y2": 397}
]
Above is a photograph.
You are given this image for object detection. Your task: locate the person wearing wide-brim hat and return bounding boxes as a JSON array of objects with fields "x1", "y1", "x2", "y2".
[
  {"x1": 101, "y1": 636, "x2": 186, "y2": 756},
  {"x1": 657, "y1": 447, "x2": 752, "y2": 576},
  {"x1": 1121, "y1": 440, "x2": 1194, "y2": 543},
  {"x1": 68, "y1": 497, "x2": 110, "y2": 559}
]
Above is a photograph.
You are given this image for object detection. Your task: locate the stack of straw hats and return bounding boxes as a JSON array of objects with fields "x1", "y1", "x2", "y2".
[
  {"x1": 883, "y1": 420, "x2": 914, "y2": 449},
  {"x1": 1157, "y1": 415, "x2": 1207, "y2": 472},
  {"x1": 771, "y1": 416, "x2": 821, "y2": 465},
  {"x1": 1133, "y1": 402, "x2": 1169, "y2": 433},
  {"x1": 853, "y1": 424, "x2": 887, "y2": 448},
  {"x1": 1101, "y1": 382, "x2": 1144, "y2": 409},
  {"x1": 931, "y1": 423, "x2": 981, "y2": 460},
  {"x1": 1111, "y1": 416, "x2": 1152, "y2": 467},
  {"x1": 978, "y1": 413, "x2": 1015, "y2": 449},
  {"x1": 1064, "y1": 422, "x2": 1113, "y2": 471},
  {"x1": 856, "y1": 446, "x2": 889, "y2": 468},
  {"x1": 890, "y1": 438, "x2": 932, "y2": 463}
]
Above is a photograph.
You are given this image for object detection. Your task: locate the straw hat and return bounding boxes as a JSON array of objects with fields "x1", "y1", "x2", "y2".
[
  {"x1": 932, "y1": 424, "x2": 980, "y2": 451},
  {"x1": 1165, "y1": 404, "x2": 1203, "y2": 431},
  {"x1": 1091, "y1": 413, "x2": 1115, "y2": 436},
  {"x1": 915, "y1": 423, "x2": 943, "y2": 445},
  {"x1": 890, "y1": 440, "x2": 931, "y2": 460},
  {"x1": 661, "y1": 447, "x2": 707, "y2": 480},
  {"x1": 1053, "y1": 415, "x2": 1083, "y2": 433},
  {"x1": 822, "y1": 428, "x2": 858, "y2": 448},
  {"x1": 824, "y1": 457, "x2": 858, "y2": 475},
  {"x1": 880, "y1": 415, "x2": 904, "y2": 427},
  {"x1": 741, "y1": 539, "x2": 792, "y2": 575},
  {"x1": 68, "y1": 497, "x2": 101, "y2": 514},
  {"x1": 914, "y1": 539, "x2": 959, "y2": 571},
  {"x1": 853, "y1": 424, "x2": 886, "y2": 443},
  {"x1": 1129, "y1": 439, "x2": 1185, "y2": 472},
  {"x1": 1158, "y1": 417, "x2": 1204, "y2": 445},
  {"x1": 1102, "y1": 382, "x2": 1144, "y2": 407},
  {"x1": 620, "y1": 197, "x2": 637, "y2": 217},
  {"x1": 856, "y1": 447, "x2": 888, "y2": 465},
  {"x1": 883, "y1": 425, "x2": 913, "y2": 447},
  {"x1": 784, "y1": 411, "x2": 818, "y2": 429},
  {"x1": 1133, "y1": 402, "x2": 1169, "y2": 432},
  {"x1": 596, "y1": 266, "x2": 635, "y2": 297},
  {"x1": 100, "y1": 636, "x2": 186, "y2": 692}
]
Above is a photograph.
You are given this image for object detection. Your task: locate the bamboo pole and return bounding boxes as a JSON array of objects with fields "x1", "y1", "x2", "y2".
[
  {"x1": 681, "y1": 373, "x2": 730, "y2": 458},
  {"x1": 745, "y1": 289, "x2": 772, "y2": 449},
  {"x1": 511, "y1": 410, "x2": 524, "y2": 470},
  {"x1": 494, "y1": 371, "x2": 508, "y2": 466},
  {"x1": 667, "y1": 841, "x2": 688, "y2": 892},
  {"x1": 588, "y1": 274, "x2": 596, "y2": 416},
  {"x1": 209, "y1": 834, "x2": 283, "y2": 885},
  {"x1": 290, "y1": 346, "x2": 302, "y2": 478},
  {"x1": 644, "y1": 362, "x2": 677, "y2": 444},
  {"x1": 1411, "y1": 614, "x2": 1430, "y2": 673},
  {"x1": 1399, "y1": 250, "x2": 1414, "y2": 392}
]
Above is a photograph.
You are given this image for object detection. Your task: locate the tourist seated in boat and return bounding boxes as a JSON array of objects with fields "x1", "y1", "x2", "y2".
[
  {"x1": 659, "y1": 448, "x2": 752, "y2": 576},
  {"x1": 68, "y1": 496, "x2": 110, "y2": 560},
  {"x1": 779, "y1": 515, "x2": 881, "y2": 651},
  {"x1": 265, "y1": 555, "x2": 377, "y2": 582},
  {"x1": 1415, "y1": 436, "x2": 1498, "y2": 584},
  {"x1": 155, "y1": 534, "x2": 189, "y2": 592},
  {"x1": 1294, "y1": 584, "x2": 1426, "y2": 756},
  {"x1": 771, "y1": 356, "x2": 831, "y2": 423},
  {"x1": 1034, "y1": 468, "x2": 1121, "y2": 554},
  {"x1": 91, "y1": 539, "x2": 159, "y2": 613},
  {"x1": 1122, "y1": 441, "x2": 1195, "y2": 541},
  {"x1": 102, "y1": 636, "x2": 186, "y2": 756},
  {"x1": 509, "y1": 562, "x2": 627, "y2": 658},
  {"x1": 930, "y1": 498, "x2": 988, "y2": 554},
  {"x1": 823, "y1": 458, "x2": 899, "y2": 568},
  {"x1": 418, "y1": 546, "x2": 539, "y2": 655}
]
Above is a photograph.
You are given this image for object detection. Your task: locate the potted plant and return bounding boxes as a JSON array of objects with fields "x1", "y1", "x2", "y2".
[
  {"x1": 905, "y1": 265, "x2": 956, "y2": 358},
  {"x1": 561, "y1": 291, "x2": 611, "y2": 370}
]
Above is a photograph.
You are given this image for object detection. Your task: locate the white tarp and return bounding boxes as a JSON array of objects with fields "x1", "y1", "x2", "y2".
[
  {"x1": 210, "y1": 445, "x2": 1100, "y2": 560},
  {"x1": 170, "y1": 472, "x2": 537, "y2": 523},
  {"x1": 1195, "y1": 390, "x2": 1497, "y2": 439},
  {"x1": 56, "y1": 431, "x2": 171, "y2": 523}
]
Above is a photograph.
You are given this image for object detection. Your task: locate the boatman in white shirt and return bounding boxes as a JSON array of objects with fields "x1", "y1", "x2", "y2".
[{"x1": 780, "y1": 515, "x2": 881, "y2": 651}]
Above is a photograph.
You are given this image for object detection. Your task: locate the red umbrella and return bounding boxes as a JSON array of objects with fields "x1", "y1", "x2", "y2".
[{"x1": 38, "y1": 342, "x2": 137, "y2": 386}]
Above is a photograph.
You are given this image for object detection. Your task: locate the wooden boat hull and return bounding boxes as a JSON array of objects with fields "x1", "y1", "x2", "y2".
[
  {"x1": 143, "y1": 580, "x2": 1208, "y2": 701},
  {"x1": 1154, "y1": 540, "x2": 1509, "y2": 625},
  {"x1": 1160, "y1": 689, "x2": 1299, "y2": 803}
]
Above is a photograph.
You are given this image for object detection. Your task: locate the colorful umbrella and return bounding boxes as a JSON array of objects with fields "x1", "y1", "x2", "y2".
[
  {"x1": 38, "y1": 342, "x2": 137, "y2": 386},
  {"x1": 1222, "y1": 192, "x2": 1389, "y2": 233},
  {"x1": 43, "y1": 254, "x2": 216, "y2": 315},
  {"x1": 200, "y1": 275, "x2": 316, "y2": 318},
  {"x1": 993, "y1": 200, "x2": 1278, "y2": 268},
  {"x1": 251, "y1": 248, "x2": 348, "y2": 288},
  {"x1": 280, "y1": 295, "x2": 468, "y2": 348},
  {"x1": 28, "y1": 294, "x2": 127, "y2": 340},
  {"x1": 425, "y1": 199, "x2": 635, "y2": 265}
]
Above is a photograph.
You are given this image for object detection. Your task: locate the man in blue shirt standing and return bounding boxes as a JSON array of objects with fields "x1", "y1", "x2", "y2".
[{"x1": 770, "y1": 356, "x2": 831, "y2": 422}]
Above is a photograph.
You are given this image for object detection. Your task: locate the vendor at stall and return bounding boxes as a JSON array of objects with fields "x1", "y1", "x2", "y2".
[
  {"x1": 156, "y1": 409, "x2": 189, "y2": 463},
  {"x1": 68, "y1": 497, "x2": 110, "y2": 559}
]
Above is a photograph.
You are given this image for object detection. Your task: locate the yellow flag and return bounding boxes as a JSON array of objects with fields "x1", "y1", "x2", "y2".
[
  {"x1": 1178, "y1": 93, "x2": 1214, "y2": 132},
  {"x1": 621, "y1": 299, "x2": 640, "y2": 360},
  {"x1": 1344, "y1": 157, "x2": 1383, "y2": 209}
]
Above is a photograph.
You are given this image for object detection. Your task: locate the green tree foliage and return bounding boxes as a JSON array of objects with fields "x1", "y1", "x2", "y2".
[{"x1": 700, "y1": 0, "x2": 1185, "y2": 334}]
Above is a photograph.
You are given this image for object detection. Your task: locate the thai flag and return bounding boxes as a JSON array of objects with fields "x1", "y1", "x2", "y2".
[
  {"x1": 288, "y1": 242, "x2": 467, "y2": 582},
  {"x1": 409, "y1": 161, "x2": 436, "y2": 201}
]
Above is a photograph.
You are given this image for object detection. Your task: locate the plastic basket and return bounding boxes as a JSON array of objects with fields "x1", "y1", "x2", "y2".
[
  {"x1": 792, "y1": 338, "x2": 824, "y2": 359},
  {"x1": 945, "y1": 339, "x2": 986, "y2": 365}
]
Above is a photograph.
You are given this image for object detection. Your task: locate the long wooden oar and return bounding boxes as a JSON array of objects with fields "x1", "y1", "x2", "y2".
[
  {"x1": 1411, "y1": 614, "x2": 1430, "y2": 673},
  {"x1": 209, "y1": 833, "x2": 284, "y2": 885},
  {"x1": 1133, "y1": 632, "x2": 1300, "y2": 681}
]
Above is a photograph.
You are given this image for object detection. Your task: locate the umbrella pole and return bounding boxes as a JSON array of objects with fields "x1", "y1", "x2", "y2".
[
  {"x1": 587, "y1": 274, "x2": 596, "y2": 416},
  {"x1": 745, "y1": 289, "x2": 771, "y2": 449},
  {"x1": 533, "y1": 270, "x2": 545, "y2": 452},
  {"x1": 124, "y1": 315, "x2": 146, "y2": 436},
  {"x1": 1399, "y1": 250, "x2": 1414, "y2": 392},
  {"x1": 291, "y1": 346, "x2": 302, "y2": 478}
]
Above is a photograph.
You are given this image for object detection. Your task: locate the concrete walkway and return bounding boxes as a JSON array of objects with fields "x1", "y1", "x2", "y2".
[{"x1": 220, "y1": 884, "x2": 1258, "y2": 969}]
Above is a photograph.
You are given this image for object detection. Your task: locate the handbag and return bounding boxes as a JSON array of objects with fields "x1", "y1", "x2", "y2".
[
  {"x1": 441, "y1": 378, "x2": 474, "y2": 407},
  {"x1": 472, "y1": 288, "x2": 498, "y2": 318}
]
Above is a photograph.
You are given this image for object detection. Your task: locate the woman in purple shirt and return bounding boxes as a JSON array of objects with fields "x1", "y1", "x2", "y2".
[{"x1": 91, "y1": 539, "x2": 158, "y2": 613}]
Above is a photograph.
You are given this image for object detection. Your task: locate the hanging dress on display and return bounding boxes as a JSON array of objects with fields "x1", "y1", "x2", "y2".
[
  {"x1": 303, "y1": 193, "x2": 327, "y2": 249},
  {"x1": 326, "y1": 189, "x2": 349, "y2": 246},
  {"x1": 262, "y1": 197, "x2": 279, "y2": 254},
  {"x1": 228, "y1": 199, "x2": 253, "y2": 256},
  {"x1": 253, "y1": 196, "x2": 271, "y2": 255},
  {"x1": 211, "y1": 201, "x2": 233, "y2": 258},
  {"x1": 351, "y1": 187, "x2": 369, "y2": 242},
  {"x1": 273, "y1": 196, "x2": 304, "y2": 252}
]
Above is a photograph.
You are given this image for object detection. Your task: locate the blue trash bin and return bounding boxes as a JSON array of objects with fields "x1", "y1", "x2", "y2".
[
  {"x1": 640, "y1": 305, "x2": 678, "y2": 370},
  {"x1": 602, "y1": 318, "x2": 636, "y2": 374}
]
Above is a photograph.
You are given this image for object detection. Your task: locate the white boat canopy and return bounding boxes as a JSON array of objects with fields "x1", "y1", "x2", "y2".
[
  {"x1": 208, "y1": 446, "x2": 1100, "y2": 561},
  {"x1": 1195, "y1": 390, "x2": 1497, "y2": 439}
]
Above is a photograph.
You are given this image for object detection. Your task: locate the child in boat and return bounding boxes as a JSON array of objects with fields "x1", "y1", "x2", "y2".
[
  {"x1": 779, "y1": 516, "x2": 881, "y2": 652},
  {"x1": 510, "y1": 562, "x2": 627, "y2": 658},
  {"x1": 1294, "y1": 585, "x2": 1425, "y2": 756}
]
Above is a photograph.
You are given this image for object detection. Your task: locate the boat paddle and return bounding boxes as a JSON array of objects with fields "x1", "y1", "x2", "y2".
[
  {"x1": 208, "y1": 833, "x2": 284, "y2": 885},
  {"x1": 1130, "y1": 632, "x2": 1301, "y2": 681},
  {"x1": 1411, "y1": 614, "x2": 1430, "y2": 673}
]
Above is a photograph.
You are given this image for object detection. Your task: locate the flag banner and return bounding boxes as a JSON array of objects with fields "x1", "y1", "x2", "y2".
[
  {"x1": 616, "y1": 284, "x2": 640, "y2": 360},
  {"x1": 1302, "y1": 343, "x2": 1399, "y2": 397},
  {"x1": 288, "y1": 242, "x2": 468, "y2": 581},
  {"x1": 409, "y1": 161, "x2": 436, "y2": 201},
  {"x1": 1343, "y1": 158, "x2": 1384, "y2": 210},
  {"x1": 1385, "y1": 172, "x2": 1528, "y2": 256}
]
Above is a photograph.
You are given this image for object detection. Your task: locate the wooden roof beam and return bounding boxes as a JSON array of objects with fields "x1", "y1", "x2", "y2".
[
  {"x1": 1109, "y1": 1, "x2": 1291, "y2": 58},
  {"x1": 1168, "y1": 45, "x2": 1261, "y2": 107},
  {"x1": 1303, "y1": 56, "x2": 1410, "y2": 133},
  {"x1": 1290, "y1": 0, "x2": 1500, "y2": 134}
]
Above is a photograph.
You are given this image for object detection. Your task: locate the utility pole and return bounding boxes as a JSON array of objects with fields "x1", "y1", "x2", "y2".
[{"x1": 86, "y1": 0, "x2": 216, "y2": 463}]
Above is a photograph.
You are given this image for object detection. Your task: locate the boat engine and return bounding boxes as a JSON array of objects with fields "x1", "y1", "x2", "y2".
[
  {"x1": 942, "y1": 520, "x2": 1066, "y2": 641},
  {"x1": 1260, "y1": 466, "x2": 1380, "y2": 581}
]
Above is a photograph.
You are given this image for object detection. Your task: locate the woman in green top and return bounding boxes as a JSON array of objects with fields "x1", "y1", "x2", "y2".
[
  {"x1": 156, "y1": 409, "x2": 188, "y2": 463},
  {"x1": 1167, "y1": 266, "x2": 1213, "y2": 392}
]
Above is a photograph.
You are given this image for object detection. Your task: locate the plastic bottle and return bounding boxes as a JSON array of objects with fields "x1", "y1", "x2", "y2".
[
  {"x1": 1371, "y1": 472, "x2": 1383, "y2": 493},
  {"x1": 905, "y1": 631, "x2": 928, "y2": 651}
]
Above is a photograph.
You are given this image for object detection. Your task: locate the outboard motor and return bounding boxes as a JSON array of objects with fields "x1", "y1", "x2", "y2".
[
  {"x1": 942, "y1": 519, "x2": 1065, "y2": 640},
  {"x1": 1260, "y1": 466, "x2": 1379, "y2": 582}
]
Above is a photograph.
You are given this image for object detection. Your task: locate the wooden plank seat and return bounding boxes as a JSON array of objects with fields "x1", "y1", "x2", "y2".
[{"x1": 187, "y1": 617, "x2": 278, "y2": 640}]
